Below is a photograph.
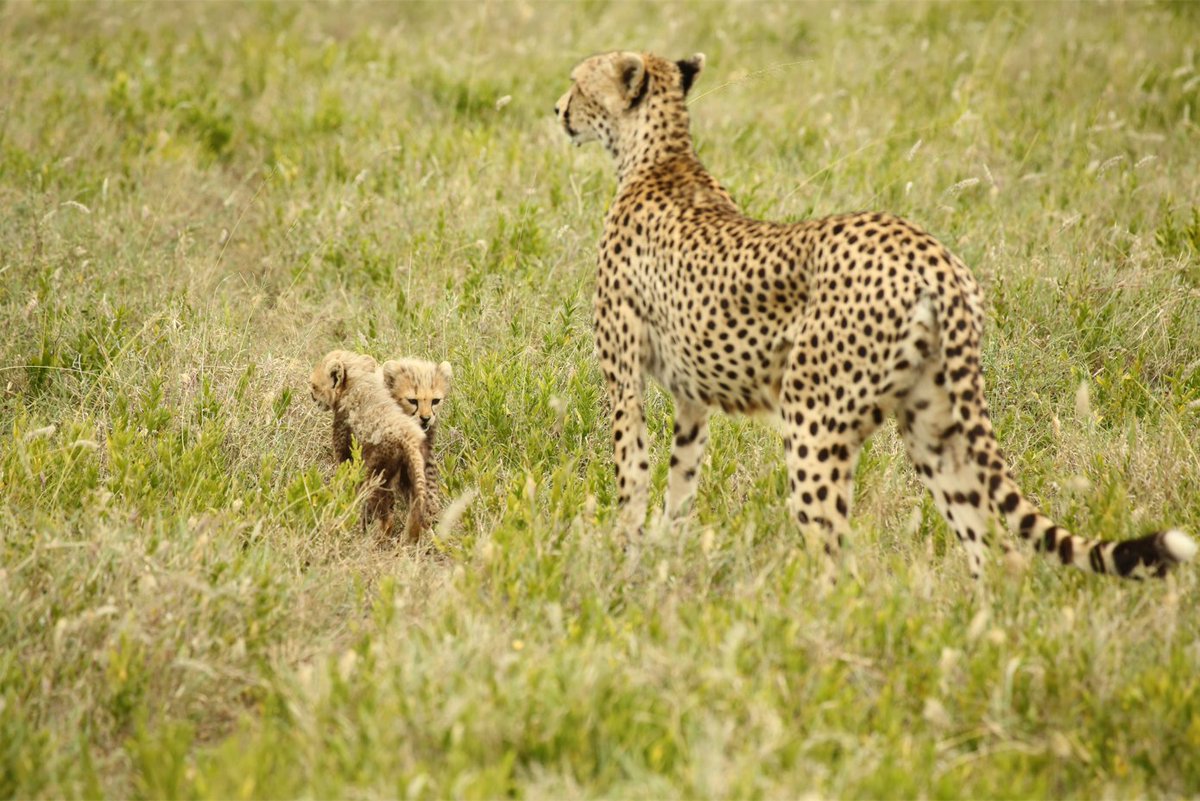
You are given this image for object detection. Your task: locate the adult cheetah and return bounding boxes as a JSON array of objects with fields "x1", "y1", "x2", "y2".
[{"x1": 555, "y1": 50, "x2": 1195, "y2": 579}]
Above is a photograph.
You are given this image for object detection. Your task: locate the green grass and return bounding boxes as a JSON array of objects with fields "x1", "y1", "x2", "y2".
[{"x1": 2, "y1": 2, "x2": 1200, "y2": 798}]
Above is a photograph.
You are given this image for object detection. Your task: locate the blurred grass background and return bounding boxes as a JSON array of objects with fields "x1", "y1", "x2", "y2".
[{"x1": 1, "y1": 2, "x2": 1199, "y2": 797}]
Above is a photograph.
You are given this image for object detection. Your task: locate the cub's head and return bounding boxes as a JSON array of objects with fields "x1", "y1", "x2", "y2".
[
  {"x1": 310, "y1": 350, "x2": 377, "y2": 410},
  {"x1": 554, "y1": 51, "x2": 704, "y2": 148},
  {"x1": 382, "y1": 358, "x2": 452, "y2": 432}
]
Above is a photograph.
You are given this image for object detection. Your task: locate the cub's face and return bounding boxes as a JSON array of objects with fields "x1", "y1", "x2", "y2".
[
  {"x1": 310, "y1": 350, "x2": 377, "y2": 410},
  {"x1": 382, "y1": 359, "x2": 452, "y2": 432}
]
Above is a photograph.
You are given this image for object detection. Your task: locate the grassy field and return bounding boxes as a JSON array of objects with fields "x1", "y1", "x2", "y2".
[{"x1": 3, "y1": 1, "x2": 1200, "y2": 797}]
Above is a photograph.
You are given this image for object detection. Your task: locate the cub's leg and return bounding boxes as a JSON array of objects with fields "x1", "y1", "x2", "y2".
[
  {"x1": 361, "y1": 473, "x2": 396, "y2": 540},
  {"x1": 401, "y1": 485, "x2": 425, "y2": 544},
  {"x1": 332, "y1": 408, "x2": 353, "y2": 463},
  {"x1": 393, "y1": 459, "x2": 427, "y2": 545},
  {"x1": 665, "y1": 398, "x2": 709, "y2": 518}
]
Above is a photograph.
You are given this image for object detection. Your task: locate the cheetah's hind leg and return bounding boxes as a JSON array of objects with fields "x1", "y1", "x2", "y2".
[
  {"x1": 664, "y1": 398, "x2": 710, "y2": 519},
  {"x1": 896, "y1": 360, "x2": 1004, "y2": 579}
]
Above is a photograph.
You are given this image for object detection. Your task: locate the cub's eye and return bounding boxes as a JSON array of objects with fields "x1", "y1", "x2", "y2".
[
  {"x1": 406, "y1": 398, "x2": 418, "y2": 406},
  {"x1": 431, "y1": 399, "x2": 441, "y2": 406}
]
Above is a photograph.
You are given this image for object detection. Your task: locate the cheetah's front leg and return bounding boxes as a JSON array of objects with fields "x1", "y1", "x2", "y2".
[
  {"x1": 609, "y1": 380, "x2": 650, "y2": 536},
  {"x1": 665, "y1": 398, "x2": 709, "y2": 518},
  {"x1": 596, "y1": 291, "x2": 650, "y2": 539}
]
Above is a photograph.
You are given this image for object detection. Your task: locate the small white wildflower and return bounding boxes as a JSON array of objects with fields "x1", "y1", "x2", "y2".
[
  {"x1": 947, "y1": 177, "x2": 980, "y2": 196},
  {"x1": 1066, "y1": 475, "x2": 1092, "y2": 494},
  {"x1": 966, "y1": 608, "x2": 989, "y2": 642},
  {"x1": 1050, "y1": 732, "x2": 1074, "y2": 759},
  {"x1": 436, "y1": 489, "x2": 477, "y2": 540},
  {"x1": 905, "y1": 505, "x2": 924, "y2": 536},
  {"x1": 982, "y1": 162, "x2": 996, "y2": 188},
  {"x1": 1096, "y1": 155, "x2": 1125, "y2": 175},
  {"x1": 337, "y1": 649, "x2": 358, "y2": 680},
  {"x1": 922, "y1": 697, "x2": 951, "y2": 728},
  {"x1": 24, "y1": 424, "x2": 57, "y2": 441},
  {"x1": 1074, "y1": 381, "x2": 1093, "y2": 424}
]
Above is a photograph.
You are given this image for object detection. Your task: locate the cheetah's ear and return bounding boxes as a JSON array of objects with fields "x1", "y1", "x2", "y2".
[
  {"x1": 677, "y1": 53, "x2": 705, "y2": 96},
  {"x1": 328, "y1": 359, "x2": 346, "y2": 390},
  {"x1": 437, "y1": 361, "x2": 453, "y2": 389},
  {"x1": 381, "y1": 360, "x2": 405, "y2": 392},
  {"x1": 611, "y1": 52, "x2": 647, "y2": 107}
]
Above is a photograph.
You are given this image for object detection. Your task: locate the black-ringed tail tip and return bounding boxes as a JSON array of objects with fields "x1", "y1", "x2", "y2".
[{"x1": 1113, "y1": 529, "x2": 1197, "y2": 578}]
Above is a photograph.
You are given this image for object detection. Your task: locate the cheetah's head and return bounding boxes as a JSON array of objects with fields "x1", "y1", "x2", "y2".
[
  {"x1": 555, "y1": 51, "x2": 704, "y2": 150},
  {"x1": 310, "y1": 349, "x2": 377, "y2": 411},
  {"x1": 382, "y1": 358, "x2": 452, "y2": 432}
]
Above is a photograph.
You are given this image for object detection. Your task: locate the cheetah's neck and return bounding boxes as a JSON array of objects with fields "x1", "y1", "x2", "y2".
[{"x1": 612, "y1": 97, "x2": 698, "y2": 187}]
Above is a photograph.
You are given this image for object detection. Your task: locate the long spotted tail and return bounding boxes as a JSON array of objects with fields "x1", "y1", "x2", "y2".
[
  {"x1": 930, "y1": 250, "x2": 1196, "y2": 579},
  {"x1": 989, "y1": 471, "x2": 1196, "y2": 578}
]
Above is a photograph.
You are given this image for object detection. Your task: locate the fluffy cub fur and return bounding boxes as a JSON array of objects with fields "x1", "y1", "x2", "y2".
[
  {"x1": 381, "y1": 358, "x2": 452, "y2": 515},
  {"x1": 310, "y1": 349, "x2": 428, "y2": 542}
]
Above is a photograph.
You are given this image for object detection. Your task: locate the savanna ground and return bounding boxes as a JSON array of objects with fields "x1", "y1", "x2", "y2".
[{"x1": 2, "y1": 2, "x2": 1200, "y2": 798}]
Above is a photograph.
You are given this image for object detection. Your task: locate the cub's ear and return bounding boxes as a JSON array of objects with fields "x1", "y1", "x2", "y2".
[
  {"x1": 677, "y1": 53, "x2": 705, "y2": 96},
  {"x1": 381, "y1": 361, "x2": 401, "y2": 391},
  {"x1": 437, "y1": 361, "x2": 453, "y2": 388},
  {"x1": 612, "y1": 52, "x2": 647, "y2": 105},
  {"x1": 328, "y1": 360, "x2": 346, "y2": 390}
]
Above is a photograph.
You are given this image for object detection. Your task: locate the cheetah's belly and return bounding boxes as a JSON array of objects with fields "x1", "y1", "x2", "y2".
[{"x1": 642, "y1": 309, "x2": 792, "y2": 417}]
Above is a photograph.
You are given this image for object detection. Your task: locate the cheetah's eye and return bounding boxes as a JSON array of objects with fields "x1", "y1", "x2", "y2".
[
  {"x1": 406, "y1": 398, "x2": 418, "y2": 406},
  {"x1": 431, "y1": 398, "x2": 441, "y2": 406}
]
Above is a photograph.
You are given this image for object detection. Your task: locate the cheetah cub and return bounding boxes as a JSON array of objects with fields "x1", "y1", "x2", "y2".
[
  {"x1": 381, "y1": 358, "x2": 452, "y2": 515},
  {"x1": 310, "y1": 349, "x2": 428, "y2": 543},
  {"x1": 556, "y1": 50, "x2": 1195, "y2": 579}
]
